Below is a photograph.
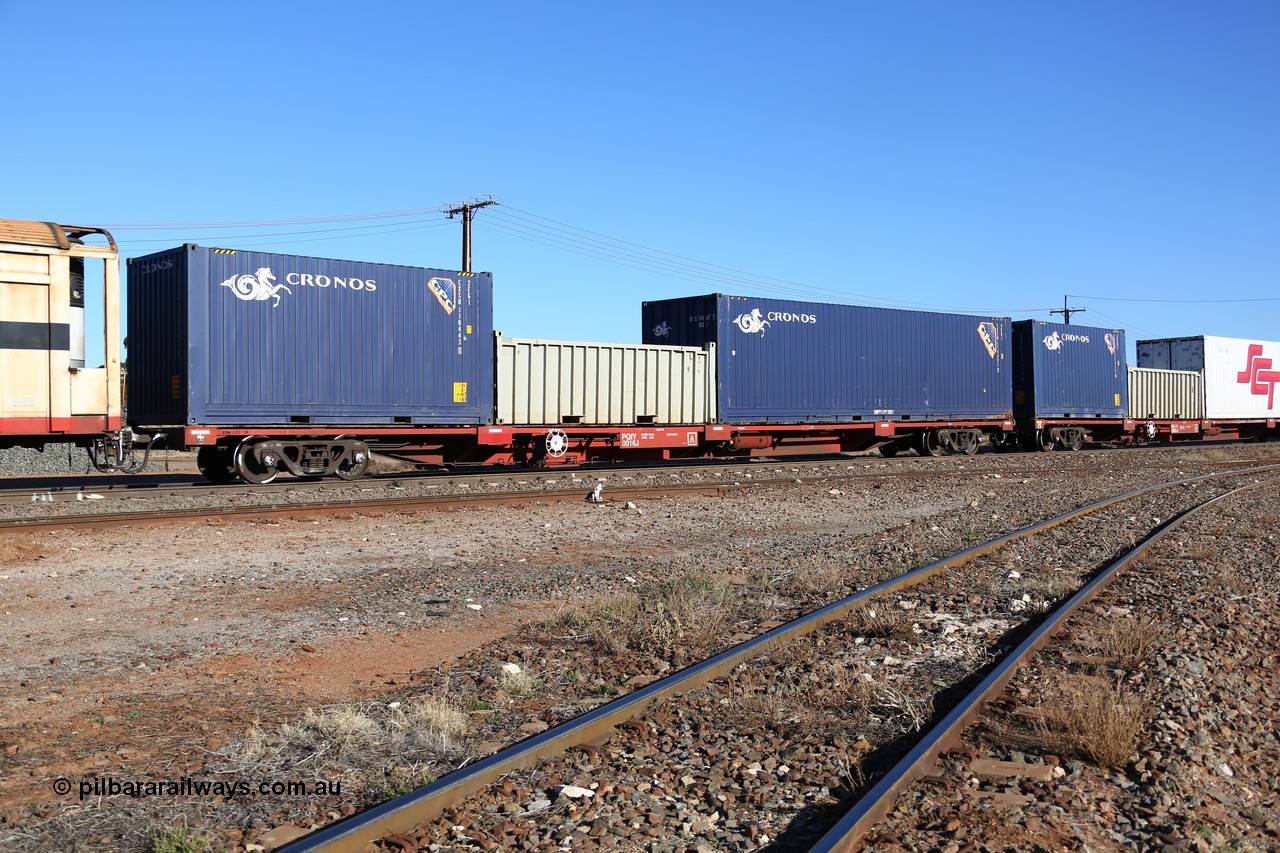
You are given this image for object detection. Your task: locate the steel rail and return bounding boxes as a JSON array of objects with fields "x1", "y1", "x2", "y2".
[
  {"x1": 276, "y1": 462, "x2": 1280, "y2": 853},
  {"x1": 0, "y1": 482, "x2": 750, "y2": 534},
  {"x1": 1, "y1": 453, "x2": 1267, "y2": 507},
  {"x1": 809, "y1": 473, "x2": 1280, "y2": 852}
]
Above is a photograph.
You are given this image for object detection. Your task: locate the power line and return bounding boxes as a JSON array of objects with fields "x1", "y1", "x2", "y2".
[
  {"x1": 113, "y1": 216, "x2": 451, "y2": 246},
  {"x1": 118, "y1": 222, "x2": 453, "y2": 251},
  {"x1": 1068, "y1": 293, "x2": 1280, "y2": 304},
  {"x1": 486, "y1": 207, "x2": 1055, "y2": 315},
  {"x1": 101, "y1": 207, "x2": 444, "y2": 230},
  {"x1": 93, "y1": 200, "x2": 1069, "y2": 316}
]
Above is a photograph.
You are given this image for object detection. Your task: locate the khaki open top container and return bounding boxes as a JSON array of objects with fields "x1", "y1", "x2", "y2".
[{"x1": 495, "y1": 334, "x2": 716, "y2": 426}]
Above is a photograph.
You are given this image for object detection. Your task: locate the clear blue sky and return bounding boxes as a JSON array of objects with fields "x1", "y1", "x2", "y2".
[{"x1": 3, "y1": 2, "x2": 1276, "y2": 366}]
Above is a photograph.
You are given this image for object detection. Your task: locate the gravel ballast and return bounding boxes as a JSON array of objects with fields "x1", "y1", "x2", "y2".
[{"x1": 0, "y1": 443, "x2": 1276, "y2": 851}]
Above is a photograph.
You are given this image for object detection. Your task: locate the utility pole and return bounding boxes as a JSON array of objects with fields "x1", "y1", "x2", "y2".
[
  {"x1": 1050, "y1": 295, "x2": 1086, "y2": 325},
  {"x1": 443, "y1": 196, "x2": 498, "y2": 273}
]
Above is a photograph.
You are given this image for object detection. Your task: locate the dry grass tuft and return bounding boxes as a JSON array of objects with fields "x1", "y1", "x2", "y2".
[
  {"x1": 769, "y1": 562, "x2": 847, "y2": 597},
  {"x1": 1239, "y1": 508, "x2": 1279, "y2": 538},
  {"x1": 497, "y1": 669, "x2": 544, "y2": 699},
  {"x1": 221, "y1": 695, "x2": 470, "y2": 788},
  {"x1": 1215, "y1": 565, "x2": 1255, "y2": 597},
  {"x1": 1185, "y1": 538, "x2": 1218, "y2": 561},
  {"x1": 530, "y1": 572, "x2": 737, "y2": 659},
  {"x1": 846, "y1": 605, "x2": 916, "y2": 641},
  {"x1": 1096, "y1": 618, "x2": 1161, "y2": 671},
  {"x1": 1015, "y1": 571, "x2": 1082, "y2": 603},
  {"x1": 1036, "y1": 673, "x2": 1147, "y2": 768},
  {"x1": 731, "y1": 662, "x2": 878, "y2": 736},
  {"x1": 872, "y1": 684, "x2": 934, "y2": 734}
]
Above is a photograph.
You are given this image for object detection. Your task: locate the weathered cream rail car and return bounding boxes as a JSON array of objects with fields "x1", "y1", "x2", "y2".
[{"x1": 0, "y1": 219, "x2": 132, "y2": 467}]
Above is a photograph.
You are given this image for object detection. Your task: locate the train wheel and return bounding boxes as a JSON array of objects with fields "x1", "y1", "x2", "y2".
[
  {"x1": 334, "y1": 439, "x2": 371, "y2": 481},
  {"x1": 545, "y1": 428, "x2": 570, "y2": 459},
  {"x1": 963, "y1": 437, "x2": 979, "y2": 455},
  {"x1": 196, "y1": 446, "x2": 236, "y2": 485},
  {"x1": 234, "y1": 436, "x2": 279, "y2": 484},
  {"x1": 1036, "y1": 429, "x2": 1056, "y2": 452},
  {"x1": 917, "y1": 429, "x2": 945, "y2": 457},
  {"x1": 989, "y1": 433, "x2": 1015, "y2": 453}
]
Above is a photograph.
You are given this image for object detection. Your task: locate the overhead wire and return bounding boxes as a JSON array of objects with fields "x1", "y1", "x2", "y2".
[
  {"x1": 100, "y1": 207, "x2": 444, "y2": 229},
  {"x1": 97, "y1": 201, "x2": 1066, "y2": 316},
  {"x1": 113, "y1": 216, "x2": 452, "y2": 248},
  {"x1": 488, "y1": 206, "x2": 955, "y2": 309},
  {"x1": 164, "y1": 221, "x2": 455, "y2": 250},
  {"x1": 485, "y1": 206, "x2": 1056, "y2": 315},
  {"x1": 1068, "y1": 293, "x2": 1280, "y2": 304},
  {"x1": 1080, "y1": 308, "x2": 1156, "y2": 338}
]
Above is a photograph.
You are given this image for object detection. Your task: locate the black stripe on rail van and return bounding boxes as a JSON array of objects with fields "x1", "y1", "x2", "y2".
[{"x1": 0, "y1": 321, "x2": 70, "y2": 351}]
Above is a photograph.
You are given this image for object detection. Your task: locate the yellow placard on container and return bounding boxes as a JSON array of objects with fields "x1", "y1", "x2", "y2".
[
  {"x1": 171, "y1": 375, "x2": 181, "y2": 399},
  {"x1": 453, "y1": 382, "x2": 467, "y2": 403},
  {"x1": 1114, "y1": 393, "x2": 1121, "y2": 406}
]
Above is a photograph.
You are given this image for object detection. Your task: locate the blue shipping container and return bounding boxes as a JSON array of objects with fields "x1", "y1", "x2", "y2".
[
  {"x1": 641, "y1": 294, "x2": 1012, "y2": 423},
  {"x1": 127, "y1": 245, "x2": 494, "y2": 426},
  {"x1": 1012, "y1": 320, "x2": 1127, "y2": 419}
]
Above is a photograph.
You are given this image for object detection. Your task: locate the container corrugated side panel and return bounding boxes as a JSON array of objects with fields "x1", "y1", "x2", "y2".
[
  {"x1": 152, "y1": 246, "x2": 493, "y2": 425},
  {"x1": 1127, "y1": 367, "x2": 1203, "y2": 420},
  {"x1": 495, "y1": 335, "x2": 712, "y2": 425},
  {"x1": 1200, "y1": 335, "x2": 1280, "y2": 419},
  {"x1": 1013, "y1": 321, "x2": 1127, "y2": 418},
  {"x1": 643, "y1": 294, "x2": 1010, "y2": 423},
  {"x1": 125, "y1": 247, "x2": 190, "y2": 426}
]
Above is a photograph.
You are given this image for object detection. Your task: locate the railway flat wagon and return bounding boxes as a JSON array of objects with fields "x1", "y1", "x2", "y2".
[
  {"x1": 641, "y1": 294, "x2": 1013, "y2": 456},
  {"x1": 1137, "y1": 335, "x2": 1280, "y2": 421},
  {"x1": 1010, "y1": 320, "x2": 1127, "y2": 450},
  {"x1": 127, "y1": 244, "x2": 493, "y2": 482},
  {"x1": 0, "y1": 219, "x2": 127, "y2": 465}
]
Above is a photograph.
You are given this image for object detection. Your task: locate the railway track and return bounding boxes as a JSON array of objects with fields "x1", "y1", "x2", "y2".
[
  {"x1": 1, "y1": 450, "x2": 1271, "y2": 531},
  {"x1": 271, "y1": 463, "x2": 1279, "y2": 852}
]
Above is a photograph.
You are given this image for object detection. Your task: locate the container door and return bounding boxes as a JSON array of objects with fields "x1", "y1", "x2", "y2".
[
  {"x1": 68, "y1": 254, "x2": 110, "y2": 416},
  {"x1": 0, "y1": 249, "x2": 53, "y2": 434}
]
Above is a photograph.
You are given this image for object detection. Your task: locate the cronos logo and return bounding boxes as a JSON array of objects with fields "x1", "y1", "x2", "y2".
[
  {"x1": 733, "y1": 307, "x2": 817, "y2": 336},
  {"x1": 219, "y1": 268, "x2": 292, "y2": 308},
  {"x1": 1043, "y1": 330, "x2": 1091, "y2": 351},
  {"x1": 734, "y1": 309, "x2": 770, "y2": 334},
  {"x1": 218, "y1": 267, "x2": 379, "y2": 308}
]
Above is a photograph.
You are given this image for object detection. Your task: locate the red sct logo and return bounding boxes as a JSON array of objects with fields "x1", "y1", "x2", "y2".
[{"x1": 1236, "y1": 344, "x2": 1279, "y2": 409}]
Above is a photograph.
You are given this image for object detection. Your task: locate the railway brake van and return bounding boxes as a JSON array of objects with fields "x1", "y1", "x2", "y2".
[{"x1": 0, "y1": 219, "x2": 126, "y2": 465}]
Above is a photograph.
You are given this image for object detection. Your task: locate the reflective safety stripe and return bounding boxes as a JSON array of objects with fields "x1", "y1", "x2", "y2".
[{"x1": 0, "y1": 321, "x2": 70, "y2": 350}]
